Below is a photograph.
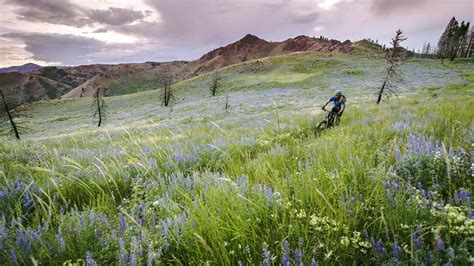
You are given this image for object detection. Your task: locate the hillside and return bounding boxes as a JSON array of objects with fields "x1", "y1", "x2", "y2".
[
  {"x1": 0, "y1": 51, "x2": 472, "y2": 264},
  {"x1": 0, "y1": 63, "x2": 42, "y2": 74},
  {"x1": 0, "y1": 35, "x2": 380, "y2": 106}
]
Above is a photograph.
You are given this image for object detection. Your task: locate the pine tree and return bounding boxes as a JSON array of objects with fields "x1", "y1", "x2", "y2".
[
  {"x1": 450, "y1": 21, "x2": 470, "y2": 60},
  {"x1": 437, "y1": 17, "x2": 471, "y2": 60},
  {"x1": 437, "y1": 17, "x2": 458, "y2": 58},
  {"x1": 465, "y1": 28, "x2": 474, "y2": 57}
]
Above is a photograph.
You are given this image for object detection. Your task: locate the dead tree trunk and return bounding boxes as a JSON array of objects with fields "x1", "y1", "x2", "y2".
[
  {"x1": 93, "y1": 88, "x2": 105, "y2": 127},
  {"x1": 1, "y1": 90, "x2": 20, "y2": 139},
  {"x1": 225, "y1": 92, "x2": 229, "y2": 112},
  {"x1": 376, "y1": 29, "x2": 406, "y2": 104},
  {"x1": 210, "y1": 71, "x2": 221, "y2": 96},
  {"x1": 376, "y1": 80, "x2": 387, "y2": 104},
  {"x1": 96, "y1": 93, "x2": 102, "y2": 127}
]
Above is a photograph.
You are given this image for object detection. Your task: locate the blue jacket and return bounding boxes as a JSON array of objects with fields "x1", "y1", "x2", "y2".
[{"x1": 328, "y1": 95, "x2": 346, "y2": 109}]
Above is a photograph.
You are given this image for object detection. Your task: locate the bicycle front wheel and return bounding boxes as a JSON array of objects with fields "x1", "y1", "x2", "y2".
[{"x1": 317, "y1": 120, "x2": 327, "y2": 131}]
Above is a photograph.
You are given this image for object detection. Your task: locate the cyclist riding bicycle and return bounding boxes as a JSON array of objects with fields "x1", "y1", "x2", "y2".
[{"x1": 322, "y1": 90, "x2": 346, "y2": 117}]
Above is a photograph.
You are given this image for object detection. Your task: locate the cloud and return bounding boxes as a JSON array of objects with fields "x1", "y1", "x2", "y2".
[
  {"x1": 2, "y1": 32, "x2": 161, "y2": 65},
  {"x1": 5, "y1": 0, "x2": 150, "y2": 27},
  {"x1": 1, "y1": 0, "x2": 473, "y2": 66},
  {"x1": 5, "y1": 0, "x2": 89, "y2": 27},
  {"x1": 92, "y1": 28, "x2": 108, "y2": 33},
  {"x1": 371, "y1": 0, "x2": 428, "y2": 14},
  {"x1": 110, "y1": 0, "x2": 320, "y2": 56},
  {"x1": 87, "y1": 7, "x2": 145, "y2": 26}
]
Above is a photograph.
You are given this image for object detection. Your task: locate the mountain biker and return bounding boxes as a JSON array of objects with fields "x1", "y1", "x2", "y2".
[{"x1": 321, "y1": 90, "x2": 346, "y2": 117}]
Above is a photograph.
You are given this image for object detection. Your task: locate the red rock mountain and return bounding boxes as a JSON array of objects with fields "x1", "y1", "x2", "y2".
[{"x1": 0, "y1": 34, "x2": 372, "y2": 105}]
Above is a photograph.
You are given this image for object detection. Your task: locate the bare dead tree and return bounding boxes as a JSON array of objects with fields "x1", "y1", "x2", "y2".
[
  {"x1": 209, "y1": 71, "x2": 221, "y2": 96},
  {"x1": 160, "y1": 75, "x2": 175, "y2": 107},
  {"x1": 225, "y1": 91, "x2": 230, "y2": 112},
  {"x1": 0, "y1": 90, "x2": 22, "y2": 139},
  {"x1": 376, "y1": 29, "x2": 407, "y2": 104},
  {"x1": 92, "y1": 87, "x2": 107, "y2": 127}
]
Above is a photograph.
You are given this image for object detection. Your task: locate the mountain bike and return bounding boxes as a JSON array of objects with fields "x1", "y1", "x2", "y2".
[{"x1": 316, "y1": 108, "x2": 340, "y2": 132}]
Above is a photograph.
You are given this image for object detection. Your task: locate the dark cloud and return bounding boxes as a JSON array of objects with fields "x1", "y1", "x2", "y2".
[
  {"x1": 371, "y1": 0, "x2": 428, "y2": 14},
  {"x1": 5, "y1": 0, "x2": 148, "y2": 27},
  {"x1": 92, "y1": 28, "x2": 108, "y2": 33},
  {"x1": 6, "y1": 0, "x2": 88, "y2": 27},
  {"x1": 124, "y1": 0, "x2": 320, "y2": 52},
  {"x1": 87, "y1": 7, "x2": 145, "y2": 26},
  {"x1": 2, "y1": 32, "x2": 160, "y2": 65}
]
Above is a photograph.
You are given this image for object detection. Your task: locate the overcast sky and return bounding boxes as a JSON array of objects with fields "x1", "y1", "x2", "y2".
[{"x1": 0, "y1": 0, "x2": 472, "y2": 67}]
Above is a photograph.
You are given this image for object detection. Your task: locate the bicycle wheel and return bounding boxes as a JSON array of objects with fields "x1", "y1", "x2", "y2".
[{"x1": 317, "y1": 120, "x2": 327, "y2": 131}]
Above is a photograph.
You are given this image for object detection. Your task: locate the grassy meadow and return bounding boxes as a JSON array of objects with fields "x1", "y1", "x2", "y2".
[{"x1": 0, "y1": 51, "x2": 473, "y2": 265}]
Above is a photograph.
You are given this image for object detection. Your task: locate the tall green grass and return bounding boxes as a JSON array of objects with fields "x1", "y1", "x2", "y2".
[{"x1": 0, "y1": 78, "x2": 472, "y2": 265}]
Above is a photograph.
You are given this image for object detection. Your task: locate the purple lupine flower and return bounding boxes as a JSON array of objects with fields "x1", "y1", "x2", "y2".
[
  {"x1": 120, "y1": 252, "x2": 128, "y2": 266},
  {"x1": 311, "y1": 258, "x2": 318, "y2": 266},
  {"x1": 111, "y1": 230, "x2": 117, "y2": 240},
  {"x1": 391, "y1": 242, "x2": 402, "y2": 262},
  {"x1": 9, "y1": 249, "x2": 17, "y2": 264},
  {"x1": 151, "y1": 214, "x2": 157, "y2": 232},
  {"x1": 395, "y1": 147, "x2": 402, "y2": 161},
  {"x1": 119, "y1": 237, "x2": 126, "y2": 249},
  {"x1": 58, "y1": 227, "x2": 65, "y2": 251},
  {"x1": 363, "y1": 230, "x2": 370, "y2": 240},
  {"x1": 131, "y1": 236, "x2": 139, "y2": 250},
  {"x1": 412, "y1": 226, "x2": 423, "y2": 250},
  {"x1": 89, "y1": 210, "x2": 96, "y2": 224},
  {"x1": 454, "y1": 193, "x2": 460, "y2": 205},
  {"x1": 282, "y1": 240, "x2": 290, "y2": 266},
  {"x1": 25, "y1": 240, "x2": 32, "y2": 257},
  {"x1": 141, "y1": 232, "x2": 147, "y2": 245},
  {"x1": 0, "y1": 221, "x2": 7, "y2": 249},
  {"x1": 263, "y1": 248, "x2": 271, "y2": 266},
  {"x1": 428, "y1": 252, "x2": 434, "y2": 263},
  {"x1": 119, "y1": 213, "x2": 126, "y2": 233},
  {"x1": 374, "y1": 239, "x2": 385, "y2": 257},
  {"x1": 17, "y1": 227, "x2": 26, "y2": 247},
  {"x1": 295, "y1": 248, "x2": 302, "y2": 265},
  {"x1": 298, "y1": 237, "x2": 305, "y2": 258},
  {"x1": 436, "y1": 236, "x2": 445, "y2": 251},
  {"x1": 130, "y1": 252, "x2": 137, "y2": 266},
  {"x1": 85, "y1": 251, "x2": 95, "y2": 266},
  {"x1": 386, "y1": 189, "x2": 396, "y2": 207},
  {"x1": 147, "y1": 244, "x2": 153, "y2": 266}
]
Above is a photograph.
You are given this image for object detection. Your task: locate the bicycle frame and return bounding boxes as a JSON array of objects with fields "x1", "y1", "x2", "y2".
[{"x1": 322, "y1": 108, "x2": 339, "y2": 127}]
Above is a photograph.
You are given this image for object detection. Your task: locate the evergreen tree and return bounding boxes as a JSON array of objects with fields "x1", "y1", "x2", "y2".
[{"x1": 437, "y1": 17, "x2": 458, "y2": 58}]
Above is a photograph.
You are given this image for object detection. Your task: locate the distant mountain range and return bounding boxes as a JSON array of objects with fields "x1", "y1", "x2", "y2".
[
  {"x1": 0, "y1": 34, "x2": 383, "y2": 106},
  {"x1": 0, "y1": 63, "x2": 43, "y2": 74}
]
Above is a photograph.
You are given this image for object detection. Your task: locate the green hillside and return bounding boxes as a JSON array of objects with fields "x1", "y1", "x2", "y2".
[{"x1": 0, "y1": 52, "x2": 473, "y2": 265}]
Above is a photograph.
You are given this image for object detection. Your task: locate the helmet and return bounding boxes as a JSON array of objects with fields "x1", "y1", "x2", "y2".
[{"x1": 335, "y1": 90, "x2": 342, "y2": 96}]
